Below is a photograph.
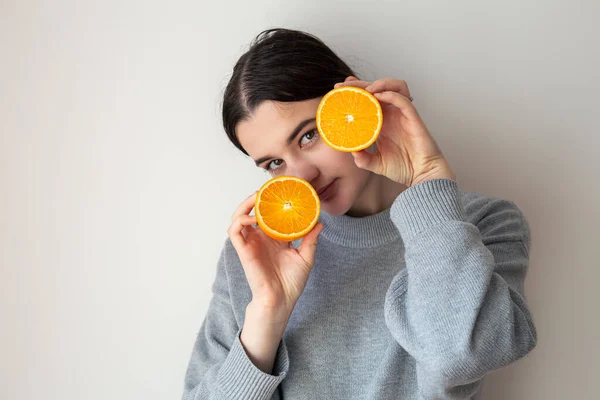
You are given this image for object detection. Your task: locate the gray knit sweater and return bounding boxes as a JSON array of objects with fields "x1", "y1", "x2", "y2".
[{"x1": 182, "y1": 179, "x2": 537, "y2": 399}]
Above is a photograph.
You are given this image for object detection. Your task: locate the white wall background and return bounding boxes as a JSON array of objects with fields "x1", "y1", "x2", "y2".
[{"x1": 1, "y1": 0, "x2": 598, "y2": 398}]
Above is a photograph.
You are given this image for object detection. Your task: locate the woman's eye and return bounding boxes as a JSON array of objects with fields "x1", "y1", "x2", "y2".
[
  {"x1": 267, "y1": 159, "x2": 283, "y2": 171},
  {"x1": 300, "y1": 129, "x2": 318, "y2": 145},
  {"x1": 265, "y1": 130, "x2": 319, "y2": 172}
]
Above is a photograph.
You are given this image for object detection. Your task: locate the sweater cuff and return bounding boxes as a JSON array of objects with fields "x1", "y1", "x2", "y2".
[
  {"x1": 217, "y1": 329, "x2": 289, "y2": 399},
  {"x1": 390, "y1": 179, "x2": 464, "y2": 240}
]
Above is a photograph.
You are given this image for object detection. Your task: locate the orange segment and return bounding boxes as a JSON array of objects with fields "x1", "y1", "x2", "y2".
[
  {"x1": 255, "y1": 176, "x2": 321, "y2": 242},
  {"x1": 316, "y1": 86, "x2": 383, "y2": 152}
]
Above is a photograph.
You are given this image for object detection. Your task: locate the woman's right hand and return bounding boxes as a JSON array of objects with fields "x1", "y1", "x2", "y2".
[{"x1": 228, "y1": 191, "x2": 324, "y2": 322}]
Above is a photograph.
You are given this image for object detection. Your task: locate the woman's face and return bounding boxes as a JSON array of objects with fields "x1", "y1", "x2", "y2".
[{"x1": 236, "y1": 98, "x2": 372, "y2": 216}]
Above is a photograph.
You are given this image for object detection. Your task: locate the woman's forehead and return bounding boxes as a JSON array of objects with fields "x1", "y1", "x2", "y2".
[
  {"x1": 254, "y1": 98, "x2": 319, "y2": 123},
  {"x1": 237, "y1": 98, "x2": 321, "y2": 153}
]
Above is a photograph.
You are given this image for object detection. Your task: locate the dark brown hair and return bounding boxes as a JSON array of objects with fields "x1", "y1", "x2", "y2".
[{"x1": 222, "y1": 28, "x2": 356, "y2": 155}]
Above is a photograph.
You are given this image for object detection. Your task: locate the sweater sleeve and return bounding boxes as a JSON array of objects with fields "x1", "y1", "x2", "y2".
[
  {"x1": 182, "y1": 241, "x2": 290, "y2": 400},
  {"x1": 384, "y1": 179, "x2": 537, "y2": 399}
]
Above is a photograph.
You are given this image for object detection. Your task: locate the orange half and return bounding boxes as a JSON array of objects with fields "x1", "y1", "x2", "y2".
[
  {"x1": 255, "y1": 176, "x2": 321, "y2": 242},
  {"x1": 316, "y1": 86, "x2": 383, "y2": 152}
]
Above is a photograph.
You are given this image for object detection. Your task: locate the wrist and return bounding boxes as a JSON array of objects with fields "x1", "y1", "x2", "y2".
[
  {"x1": 241, "y1": 303, "x2": 289, "y2": 374},
  {"x1": 246, "y1": 301, "x2": 292, "y2": 331},
  {"x1": 411, "y1": 164, "x2": 456, "y2": 187}
]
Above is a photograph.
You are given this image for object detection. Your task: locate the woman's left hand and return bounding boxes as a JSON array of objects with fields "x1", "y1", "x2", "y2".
[{"x1": 334, "y1": 76, "x2": 456, "y2": 187}]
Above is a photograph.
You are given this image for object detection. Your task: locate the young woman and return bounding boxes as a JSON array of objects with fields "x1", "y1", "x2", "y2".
[{"x1": 182, "y1": 28, "x2": 537, "y2": 400}]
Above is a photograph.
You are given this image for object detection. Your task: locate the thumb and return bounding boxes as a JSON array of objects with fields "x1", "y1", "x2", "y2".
[
  {"x1": 352, "y1": 150, "x2": 382, "y2": 174},
  {"x1": 297, "y1": 222, "x2": 324, "y2": 266}
]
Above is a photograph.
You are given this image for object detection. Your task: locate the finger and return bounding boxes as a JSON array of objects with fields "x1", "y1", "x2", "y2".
[
  {"x1": 228, "y1": 214, "x2": 257, "y2": 253},
  {"x1": 373, "y1": 91, "x2": 420, "y2": 121},
  {"x1": 297, "y1": 222, "x2": 324, "y2": 267},
  {"x1": 334, "y1": 75, "x2": 359, "y2": 88},
  {"x1": 352, "y1": 150, "x2": 383, "y2": 175},
  {"x1": 366, "y1": 78, "x2": 411, "y2": 98},
  {"x1": 334, "y1": 79, "x2": 372, "y2": 90},
  {"x1": 231, "y1": 191, "x2": 257, "y2": 222}
]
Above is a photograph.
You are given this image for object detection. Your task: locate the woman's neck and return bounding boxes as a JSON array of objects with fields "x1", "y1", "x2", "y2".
[{"x1": 346, "y1": 173, "x2": 408, "y2": 218}]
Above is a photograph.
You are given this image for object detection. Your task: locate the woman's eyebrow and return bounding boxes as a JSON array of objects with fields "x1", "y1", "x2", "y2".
[{"x1": 253, "y1": 118, "x2": 316, "y2": 166}]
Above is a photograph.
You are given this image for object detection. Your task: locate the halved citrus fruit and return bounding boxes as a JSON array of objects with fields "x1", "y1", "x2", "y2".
[
  {"x1": 255, "y1": 176, "x2": 321, "y2": 242},
  {"x1": 316, "y1": 86, "x2": 383, "y2": 152}
]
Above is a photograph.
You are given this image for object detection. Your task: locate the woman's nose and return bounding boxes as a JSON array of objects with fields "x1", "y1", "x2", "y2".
[{"x1": 288, "y1": 161, "x2": 319, "y2": 185}]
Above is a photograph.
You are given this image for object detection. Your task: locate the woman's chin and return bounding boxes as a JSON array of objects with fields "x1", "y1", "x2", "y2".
[
  {"x1": 319, "y1": 179, "x2": 361, "y2": 216},
  {"x1": 320, "y1": 197, "x2": 351, "y2": 216}
]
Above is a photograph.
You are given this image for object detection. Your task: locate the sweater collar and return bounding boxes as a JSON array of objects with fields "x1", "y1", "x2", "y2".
[{"x1": 316, "y1": 207, "x2": 401, "y2": 248}]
